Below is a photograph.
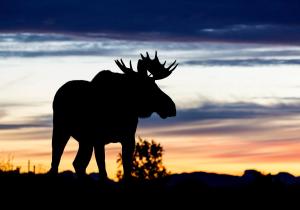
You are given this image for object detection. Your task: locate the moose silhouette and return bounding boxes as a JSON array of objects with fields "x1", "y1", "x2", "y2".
[{"x1": 48, "y1": 52, "x2": 178, "y2": 180}]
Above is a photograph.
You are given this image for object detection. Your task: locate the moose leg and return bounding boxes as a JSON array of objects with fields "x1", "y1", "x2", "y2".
[
  {"x1": 94, "y1": 143, "x2": 107, "y2": 180},
  {"x1": 49, "y1": 126, "x2": 70, "y2": 174},
  {"x1": 73, "y1": 142, "x2": 93, "y2": 176},
  {"x1": 122, "y1": 137, "x2": 135, "y2": 181}
]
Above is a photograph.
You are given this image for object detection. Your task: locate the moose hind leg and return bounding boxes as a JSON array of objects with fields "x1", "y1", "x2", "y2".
[
  {"x1": 73, "y1": 142, "x2": 93, "y2": 176},
  {"x1": 50, "y1": 126, "x2": 70, "y2": 174}
]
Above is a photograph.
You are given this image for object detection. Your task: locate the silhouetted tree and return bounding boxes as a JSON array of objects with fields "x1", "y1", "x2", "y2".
[{"x1": 116, "y1": 137, "x2": 169, "y2": 181}]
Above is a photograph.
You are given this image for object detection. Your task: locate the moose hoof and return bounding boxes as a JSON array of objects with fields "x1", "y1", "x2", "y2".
[{"x1": 47, "y1": 168, "x2": 58, "y2": 175}]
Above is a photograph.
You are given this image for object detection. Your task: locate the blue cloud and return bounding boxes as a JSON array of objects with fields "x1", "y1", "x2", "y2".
[
  {"x1": 1, "y1": 33, "x2": 300, "y2": 61},
  {"x1": 183, "y1": 59, "x2": 300, "y2": 67},
  {"x1": 3, "y1": 102, "x2": 300, "y2": 131},
  {"x1": 2, "y1": 102, "x2": 300, "y2": 139},
  {"x1": 136, "y1": 102, "x2": 300, "y2": 137},
  {"x1": 139, "y1": 102, "x2": 300, "y2": 128},
  {"x1": 0, "y1": 115, "x2": 52, "y2": 130}
]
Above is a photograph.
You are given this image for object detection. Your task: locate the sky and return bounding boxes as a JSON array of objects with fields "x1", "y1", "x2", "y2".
[{"x1": 1, "y1": 0, "x2": 300, "y2": 179}]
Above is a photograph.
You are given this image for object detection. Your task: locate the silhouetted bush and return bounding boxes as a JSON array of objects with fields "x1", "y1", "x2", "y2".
[
  {"x1": 116, "y1": 137, "x2": 169, "y2": 181},
  {"x1": 0, "y1": 155, "x2": 20, "y2": 173}
]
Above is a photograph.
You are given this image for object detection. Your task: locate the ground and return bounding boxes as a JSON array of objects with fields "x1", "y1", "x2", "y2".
[{"x1": 0, "y1": 170, "x2": 299, "y2": 208}]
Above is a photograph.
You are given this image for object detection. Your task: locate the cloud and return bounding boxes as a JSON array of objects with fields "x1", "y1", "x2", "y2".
[
  {"x1": 0, "y1": 128, "x2": 51, "y2": 141},
  {"x1": 2, "y1": 33, "x2": 300, "y2": 69},
  {"x1": 252, "y1": 97, "x2": 300, "y2": 101},
  {"x1": 207, "y1": 137, "x2": 300, "y2": 163},
  {"x1": 0, "y1": 110, "x2": 6, "y2": 119},
  {"x1": 137, "y1": 101, "x2": 300, "y2": 138},
  {"x1": 0, "y1": 114, "x2": 52, "y2": 130},
  {"x1": 140, "y1": 102, "x2": 300, "y2": 128},
  {"x1": 183, "y1": 59, "x2": 300, "y2": 66},
  {"x1": 0, "y1": 102, "x2": 47, "y2": 123},
  {"x1": 0, "y1": 102, "x2": 51, "y2": 130},
  {"x1": 2, "y1": 101, "x2": 300, "y2": 143},
  {"x1": 0, "y1": 102, "x2": 33, "y2": 108},
  {"x1": 0, "y1": 33, "x2": 124, "y2": 58},
  {"x1": 1, "y1": 0, "x2": 300, "y2": 43},
  {"x1": 146, "y1": 120, "x2": 268, "y2": 137},
  {"x1": 197, "y1": 24, "x2": 300, "y2": 43}
]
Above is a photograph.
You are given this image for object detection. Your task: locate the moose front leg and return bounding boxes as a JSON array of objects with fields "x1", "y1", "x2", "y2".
[
  {"x1": 121, "y1": 137, "x2": 135, "y2": 181},
  {"x1": 49, "y1": 125, "x2": 70, "y2": 174}
]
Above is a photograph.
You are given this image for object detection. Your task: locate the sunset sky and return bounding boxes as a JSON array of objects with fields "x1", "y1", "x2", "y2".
[{"x1": 1, "y1": 0, "x2": 300, "y2": 179}]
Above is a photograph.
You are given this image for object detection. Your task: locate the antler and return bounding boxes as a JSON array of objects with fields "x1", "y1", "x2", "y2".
[
  {"x1": 115, "y1": 59, "x2": 135, "y2": 74},
  {"x1": 138, "y1": 51, "x2": 178, "y2": 80}
]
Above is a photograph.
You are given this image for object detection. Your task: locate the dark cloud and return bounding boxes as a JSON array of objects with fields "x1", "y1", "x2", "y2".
[
  {"x1": 0, "y1": 33, "x2": 73, "y2": 42},
  {"x1": 188, "y1": 48, "x2": 300, "y2": 60},
  {"x1": 0, "y1": 114, "x2": 52, "y2": 130},
  {"x1": 0, "y1": 33, "x2": 158, "y2": 58},
  {"x1": 183, "y1": 59, "x2": 300, "y2": 67},
  {"x1": 0, "y1": 102, "x2": 50, "y2": 127},
  {"x1": 138, "y1": 102, "x2": 300, "y2": 137},
  {"x1": 0, "y1": 102, "x2": 30, "y2": 108},
  {"x1": 139, "y1": 102, "x2": 300, "y2": 128},
  {"x1": 0, "y1": 49, "x2": 118, "y2": 58},
  {"x1": 252, "y1": 97, "x2": 300, "y2": 102},
  {"x1": 197, "y1": 24, "x2": 300, "y2": 44},
  {"x1": 0, "y1": 102, "x2": 40, "y2": 121},
  {"x1": 0, "y1": 102, "x2": 47, "y2": 108},
  {"x1": 1, "y1": 33, "x2": 300, "y2": 60},
  {"x1": 2, "y1": 102, "x2": 300, "y2": 139},
  {"x1": 0, "y1": 33, "x2": 122, "y2": 58},
  {"x1": 1, "y1": 0, "x2": 300, "y2": 43}
]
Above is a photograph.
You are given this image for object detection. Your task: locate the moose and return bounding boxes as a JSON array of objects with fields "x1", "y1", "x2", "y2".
[{"x1": 48, "y1": 52, "x2": 178, "y2": 180}]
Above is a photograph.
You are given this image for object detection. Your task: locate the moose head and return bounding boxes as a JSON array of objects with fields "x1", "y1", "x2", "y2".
[{"x1": 115, "y1": 51, "x2": 178, "y2": 119}]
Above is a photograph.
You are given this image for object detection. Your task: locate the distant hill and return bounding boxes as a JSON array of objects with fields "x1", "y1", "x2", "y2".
[
  {"x1": 167, "y1": 169, "x2": 300, "y2": 189},
  {"x1": 0, "y1": 169, "x2": 299, "y2": 207}
]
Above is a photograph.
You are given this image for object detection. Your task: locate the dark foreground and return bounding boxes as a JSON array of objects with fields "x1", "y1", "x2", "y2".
[{"x1": 1, "y1": 170, "x2": 299, "y2": 208}]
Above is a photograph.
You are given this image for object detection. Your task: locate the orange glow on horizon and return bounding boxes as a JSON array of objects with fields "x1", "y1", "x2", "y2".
[{"x1": 1, "y1": 128, "x2": 300, "y2": 180}]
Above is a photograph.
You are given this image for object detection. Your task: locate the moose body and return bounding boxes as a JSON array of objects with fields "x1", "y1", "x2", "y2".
[{"x1": 49, "y1": 52, "x2": 177, "y2": 180}]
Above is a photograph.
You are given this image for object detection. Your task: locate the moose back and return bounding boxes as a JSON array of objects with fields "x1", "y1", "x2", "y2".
[{"x1": 49, "y1": 52, "x2": 178, "y2": 180}]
